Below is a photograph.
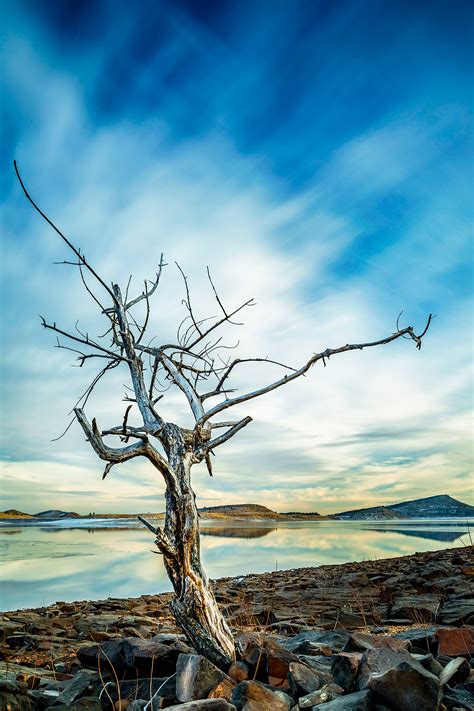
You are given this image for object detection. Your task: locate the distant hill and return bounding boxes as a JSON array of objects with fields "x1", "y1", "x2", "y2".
[
  {"x1": 0, "y1": 509, "x2": 34, "y2": 519},
  {"x1": 198, "y1": 504, "x2": 323, "y2": 520},
  {"x1": 33, "y1": 510, "x2": 81, "y2": 520},
  {"x1": 335, "y1": 494, "x2": 474, "y2": 520}
]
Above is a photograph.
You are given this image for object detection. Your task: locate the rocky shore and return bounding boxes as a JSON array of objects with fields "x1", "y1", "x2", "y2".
[{"x1": 1, "y1": 546, "x2": 473, "y2": 710}]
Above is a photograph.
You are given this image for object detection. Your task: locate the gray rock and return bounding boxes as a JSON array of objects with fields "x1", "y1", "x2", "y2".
[
  {"x1": 442, "y1": 684, "x2": 474, "y2": 710},
  {"x1": 439, "y1": 657, "x2": 470, "y2": 687},
  {"x1": 312, "y1": 689, "x2": 373, "y2": 710},
  {"x1": 390, "y1": 594, "x2": 440, "y2": 623},
  {"x1": 331, "y1": 653, "x2": 361, "y2": 691},
  {"x1": 298, "y1": 683, "x2": 344, "y2": 707},
  {"x1": 176, "y1": 654, "x2": 229, "y2": 702},
  {"x1": 356, "y1": 648, "x2": 414, "y2": 690},
  {"x1": 284, "y1": 630, "x2": 350, "y2": 655},
  {"x1": 231, "y1": 679, "x2": 293, "y2": 710},
  {"x1": 439, "y1": 599, "x2": 474, "y2": 626},
  {"x1": 55, "y1": 669, "x2": 99, "y2": 705},
  {"x1": 288, "y1": 661, "x2": 320, "y2": 697},
  {"x1": 368, "y1": 660, "x2": 442, "y2": 711},
  {"x1": 127, "y1": 702, "x2": 147, "y2": 711},
  {"x1": 412, "y1": 653, "x2": 444, "y2": 677}
]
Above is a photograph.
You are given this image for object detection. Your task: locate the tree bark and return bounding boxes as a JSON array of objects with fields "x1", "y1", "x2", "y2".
[{"x1": 157, "y1": 423, "x2": 237, "y2": 670}]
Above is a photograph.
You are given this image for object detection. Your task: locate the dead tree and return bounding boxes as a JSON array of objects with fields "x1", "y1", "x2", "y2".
[{"x1": 15, "y1": 162, "x2": 432, "y2": 669}]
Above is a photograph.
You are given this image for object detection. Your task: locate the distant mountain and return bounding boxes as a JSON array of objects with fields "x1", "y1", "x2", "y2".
[
  {"x1": 0, "y1": 509, "x2": 34, "y2": 519},
  {"x1": 33, "y1": 510, "x2": 81, "y2": 520},
  {"x1": 335, "y1": 494, "x2": 474, "y2": 520}
]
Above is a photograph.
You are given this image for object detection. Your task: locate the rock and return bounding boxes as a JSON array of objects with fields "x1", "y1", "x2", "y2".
[
  {"x1": 131, "y1": 637, "x2": 191, "y2": 676},
  {"x1": 77, "y1": 636, "x2": 190, "y2": 676},
  {"x1": 77, "y1": 638, "x2": 135, "y2": 673},
  {"x1": 284, "y1": 629, "x2": 350, "y2": 655},
  {"x1": 127, "y1": 703, "x2": 147, "y2": 711},
  {"x1": 44, "y1": 697, "x2": 102, "y2": 710},
  {"x1": 176, "y1": 654, "x2": 230, "y2": 702},
  {"x1": 438, "y1": 657, "x2": 470, "y2": 686},
  {"x1": 442, "y1": 684, "x2": 474, "y2": 710},
  {"x1": 55, "y1": 669, "x2": 99, "y2": 705},
  {"x1": 288, "y1": 661, "x2": 320, "y2": 697},
  {"x1": 111, "y1": 676, "x2": 177, "y2": 706},
  {"x1": 312, "y1": 689, "x2": 373, "y2": 710},
  {"x1": 208, "y1": 678, "x2": 237, "y2": 701},
  {"x1": 331, "y1": 653, "x2": 362, "y2": 691},
  {"x1": 391, "y1": 626, "x2": 442, "y2": 653},
  {"x1": 356, "y1": 648, "x2": 414, "y2": 690},
  {"x1": 166, "y1": 701, "x2": 237, "y2": 710},
  {"x1": 228, "y1": 661, "x2": 250, "y2": 683},
  {"x1": 390, "y1": 594, "x2": 441, "y2": 622},
  {"x1": 439, "y1": 599, "x2": 474, "y2": 626},
  {"x1": 412, "y1": 653, "x2": 444, "y2": 676},
  {"x1": 367, "y1": 659, "x2": 442, "y2": 710},
  {"x1": 436, "y1": 626, "x2": 474, "y2": 657},
  {"x1": 298, "y1": 683, "x2": 344, "y2": 707},
  {"x1": 349, "y1": 632, "x2": 410, "y2": 652},
  {"x1": 231, "y1": 680, "x2": 293, "y2": 710},
  {"x1": 241, "y1": 637, "x2": 299, "y2": 683}
]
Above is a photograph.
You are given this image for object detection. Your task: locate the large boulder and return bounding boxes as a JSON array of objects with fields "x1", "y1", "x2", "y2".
[
  {"x1": 77, "y1": 636, "x2": 190, "y2": 676},
  {"x1": 176, "y1": 654, "x2": 231, "y2": 702},
  {"x1": 367, "y1": 660, "x2": 441, "y2": 710}
]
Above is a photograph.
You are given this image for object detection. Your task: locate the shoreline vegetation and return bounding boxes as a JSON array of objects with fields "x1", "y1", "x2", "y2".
[
  {"x1": 1, "y1": 494, "x2": 474, "y2": 524},
  {"x1": 1, "y1": 545, "x2": 473, "y2": 709}
]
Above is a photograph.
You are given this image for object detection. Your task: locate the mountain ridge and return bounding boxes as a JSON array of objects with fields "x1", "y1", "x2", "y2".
[
  {"x1": 334, "y1": 494, "x2": 474, "y2": 520},
  {"x1": 1, "y1": 494, "x2": 472, "y2": 521}
]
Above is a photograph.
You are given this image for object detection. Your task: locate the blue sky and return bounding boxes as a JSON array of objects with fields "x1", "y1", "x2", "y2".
[{"x1": 1, "y1": 0, "x2": 473, "y2": 514}]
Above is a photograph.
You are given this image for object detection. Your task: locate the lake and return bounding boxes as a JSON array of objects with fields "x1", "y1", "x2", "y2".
[{"x1": 1, "y1": 518, "x2": 472, "y2": 611}]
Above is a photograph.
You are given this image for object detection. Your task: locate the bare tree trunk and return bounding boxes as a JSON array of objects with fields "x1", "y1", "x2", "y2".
[{"x1": 159, "y1": 424, "x2": 237, "y2": 670}]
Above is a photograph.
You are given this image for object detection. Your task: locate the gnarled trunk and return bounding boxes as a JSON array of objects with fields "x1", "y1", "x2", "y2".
[{"x1": 158, "y1": 424, "x2": 236, "y2": 670}]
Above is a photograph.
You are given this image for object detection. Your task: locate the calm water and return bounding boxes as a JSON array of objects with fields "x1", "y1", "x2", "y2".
[{"x1": 0, "y1": 518, "x2": 472, "y2": 611}]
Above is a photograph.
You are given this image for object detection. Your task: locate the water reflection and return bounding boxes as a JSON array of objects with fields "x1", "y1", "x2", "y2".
[
  {"x1": 1, "y1": 519, "x2": 472, "y2": 611},
  {"x1": 200, "y1": 526, "x2": 276, "y2": 539}
]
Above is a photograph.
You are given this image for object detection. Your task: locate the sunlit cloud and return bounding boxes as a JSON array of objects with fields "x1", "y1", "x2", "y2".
[{"x1": 1, "y1": 0, "x2": 472, "y2": 514}]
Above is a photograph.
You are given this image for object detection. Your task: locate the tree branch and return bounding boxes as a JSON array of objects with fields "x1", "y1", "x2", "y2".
[
  {"x1": 14, "y1": 161, "x2": 117, "y2": 303},
  {"x1": 199, "y1": 319, "x2": 433, "y2": 423}
]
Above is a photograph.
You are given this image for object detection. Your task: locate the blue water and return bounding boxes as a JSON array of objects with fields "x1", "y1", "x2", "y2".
[{"x1": 0, "y1": 518, "x2": 472, "y2": 611}]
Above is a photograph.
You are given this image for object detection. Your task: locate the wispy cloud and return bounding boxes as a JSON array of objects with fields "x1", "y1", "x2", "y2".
[{"x1": 1, "y1": 0, "x2": 472, "y2": 514}]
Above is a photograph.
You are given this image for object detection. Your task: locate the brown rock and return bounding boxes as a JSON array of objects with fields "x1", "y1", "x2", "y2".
[
  {"x1": 208, "y1": 678, "x2": 236, "y2": 701},
  {"x1": 436, "y1": 626, "x2": 474, "y2": 657},
  {"x1": 231, "y1": 680, "x2": 292, "y2": 710},
  {"x1": 350, "y1": 631, "x2": 410, "y2": 652},
  {"x1": 228, "y1": 661, "x2": 250, "y2": 683}
]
